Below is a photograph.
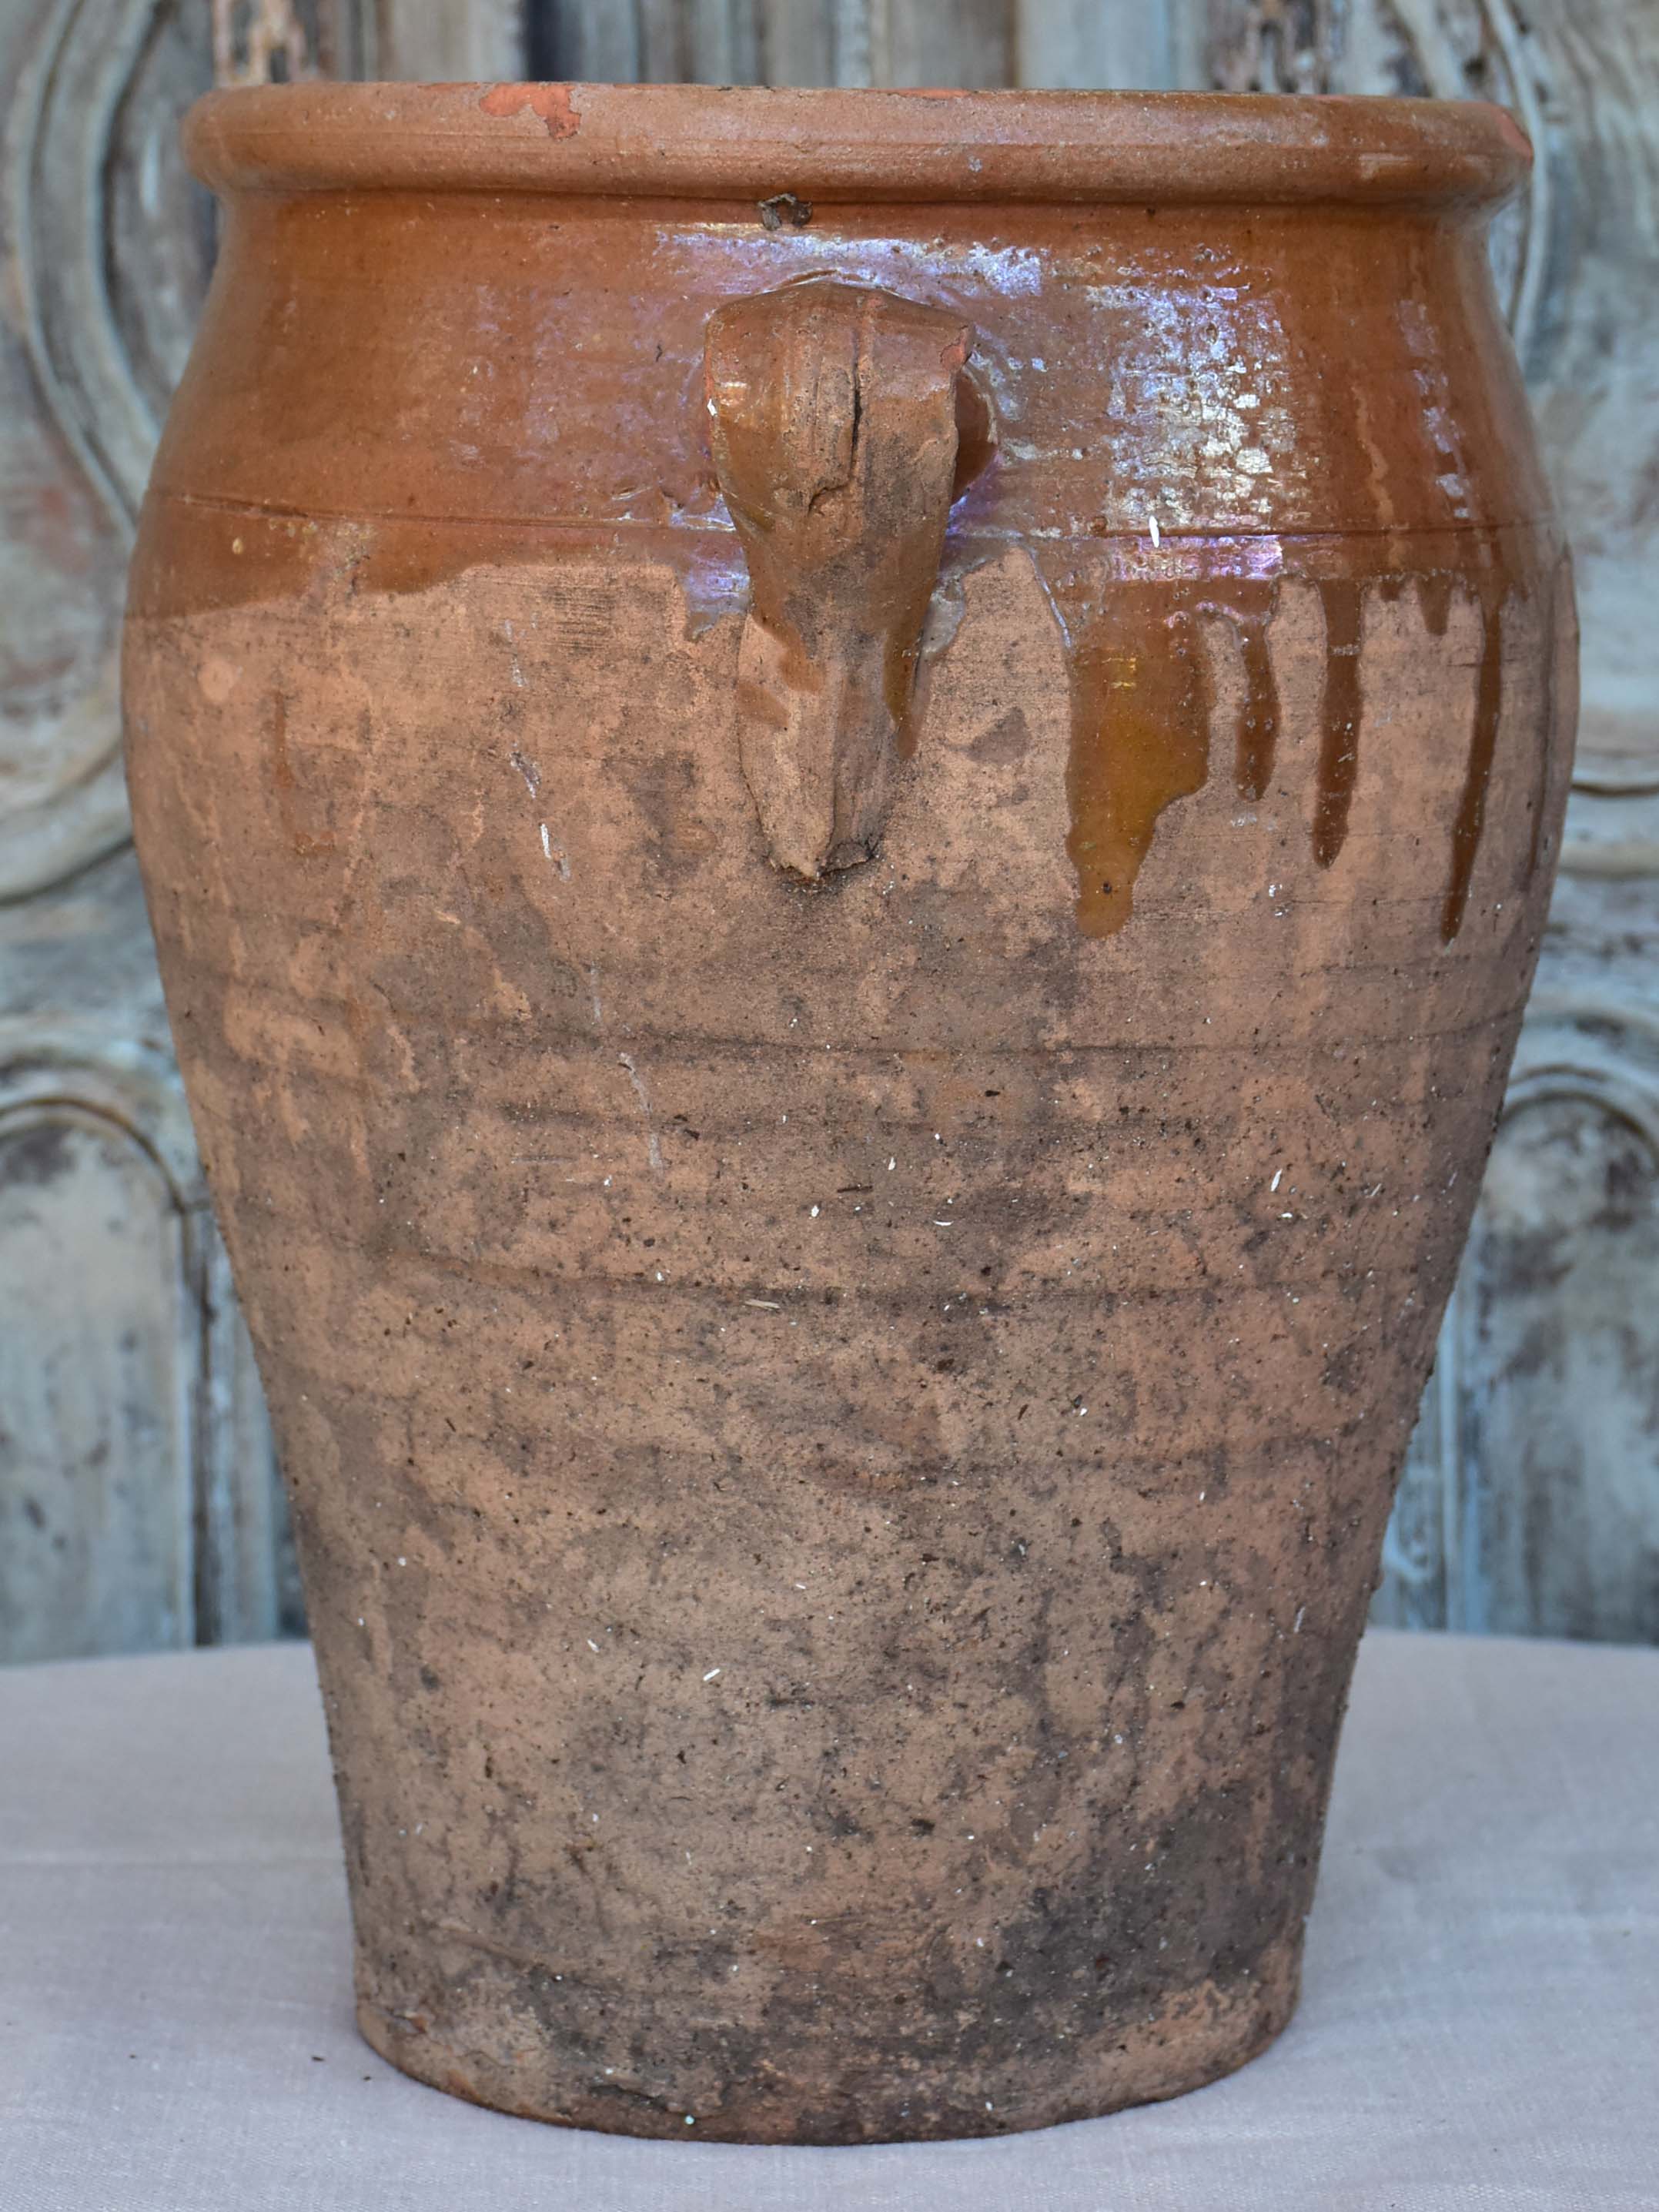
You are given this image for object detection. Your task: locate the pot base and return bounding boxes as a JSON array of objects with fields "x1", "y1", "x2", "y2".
[{"x1": 355, "y1": 1941, "x2": 1300, "y2": 2144}]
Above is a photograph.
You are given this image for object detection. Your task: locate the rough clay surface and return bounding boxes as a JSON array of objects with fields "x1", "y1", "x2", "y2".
[{"x1": 124, "y1": 96, "x2": 1574, "y2": 2145}]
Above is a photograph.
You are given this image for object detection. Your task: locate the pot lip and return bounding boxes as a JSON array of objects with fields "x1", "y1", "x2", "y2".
[{"x1": 182, "y1": 83, "x2": 1530, "y2": 212}]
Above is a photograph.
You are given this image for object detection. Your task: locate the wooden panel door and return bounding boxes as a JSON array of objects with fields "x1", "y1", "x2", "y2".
[
  {"x1": 0, "y1": 0, "x2": 523, "y2": 1662},
  {"x1": 1192, "y1": 0, "x2": 1659, "y2": 1640},
  {"x1": 2, "y1": 0, "x2": 1652, "y2": 1656}
]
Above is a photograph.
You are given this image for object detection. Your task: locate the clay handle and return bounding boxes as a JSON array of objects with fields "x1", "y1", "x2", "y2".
[{"x1": 705, "y1": 276, "x2": 981, "y2": 878}]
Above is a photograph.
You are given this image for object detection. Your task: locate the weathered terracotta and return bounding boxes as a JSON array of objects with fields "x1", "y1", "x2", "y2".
[{"x1": 123, "y1": 85, "x2": 1575, "y2": 2144}]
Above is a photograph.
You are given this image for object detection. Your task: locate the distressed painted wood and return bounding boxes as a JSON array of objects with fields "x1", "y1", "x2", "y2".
[
  {"x1": 1015, "y1": 2, "x2": 1200, "y2": 89},
  {"x1": 0, "y1": 867, "x2": 299, "y2": 1665},
  {"x1": 0, "y1": 1094, "x2": 194, "y2": 1662},
  {"x1": 376, "y1": 0, "x2": 523, "y2": 81},
  {"x1": 2, "y1": 0, "x2": 1654, "y2": 1656},
  {"x1": 0, "y1": 0, "x2": 380, "y2": 1662},
  {"x1": 1460, "y1": 1058, "x2": 1659, "y2": 1641},
  {"x1": 1201, "y1": 0, "x2": 1659, "y2": 1644},
  {"x1": 530, "y1": 0, "x2": 1192, "y2": 87}
]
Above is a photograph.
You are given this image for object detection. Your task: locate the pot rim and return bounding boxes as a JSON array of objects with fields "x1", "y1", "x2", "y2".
[{"x1": 182, "y1": 82, "x2": 1529, "y2": 212}]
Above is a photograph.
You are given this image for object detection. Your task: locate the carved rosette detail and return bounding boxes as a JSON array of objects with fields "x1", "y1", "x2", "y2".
[{"x1": 1, "y1": 0, "x2": 373, "y2": 901}]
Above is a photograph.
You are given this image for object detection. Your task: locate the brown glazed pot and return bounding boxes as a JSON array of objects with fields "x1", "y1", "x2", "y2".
[{"x1": 124, "y1": 85, "x2": 1575, "y2": 2143}]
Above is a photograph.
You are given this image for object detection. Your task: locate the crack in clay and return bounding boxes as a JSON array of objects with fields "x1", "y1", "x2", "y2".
[{"x1": 1042, "y1": 562, "x2": 1527, "y2": 939}]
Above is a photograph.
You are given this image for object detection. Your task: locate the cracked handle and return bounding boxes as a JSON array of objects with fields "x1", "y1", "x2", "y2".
[{"x1": 705, "y1": 275, "x2": 988, "y2": 879}]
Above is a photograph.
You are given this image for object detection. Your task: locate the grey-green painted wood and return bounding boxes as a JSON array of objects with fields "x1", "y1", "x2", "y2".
[{"x1": 2, "y1": 0, "x2": 1654, "y2": 1656}]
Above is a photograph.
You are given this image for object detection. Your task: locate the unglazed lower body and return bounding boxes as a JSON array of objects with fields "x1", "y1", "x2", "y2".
[
  {"x1": 356, "y1": 1945, "x2": 1300, "y2": 2142},
  {"x1": 126, "y1": 449, "x2": 1571, "y2": 2139}
]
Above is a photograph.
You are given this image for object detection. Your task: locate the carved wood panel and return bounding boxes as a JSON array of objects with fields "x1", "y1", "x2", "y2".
[
  {"x1": 0, "y1": 1095, "x2": 194, "y2": 1661},
  {"x1": 0, "y1": 0, "x2": 356, "y2": 1662},
  {"x1": 0, "y1": 0, "x2": 532, "y2": 1660},
  {"x1": 2, "y1": 0, "x2": 1653, "y2": 1655},
  {"x1": 1199, "y1": 0, "x2": 1659, "y2": 1643}
]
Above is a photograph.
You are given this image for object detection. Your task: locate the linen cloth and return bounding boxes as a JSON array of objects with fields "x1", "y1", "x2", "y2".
[{"x1": 0, "y1": 1628, "x2": 1653, "y2": 2211}]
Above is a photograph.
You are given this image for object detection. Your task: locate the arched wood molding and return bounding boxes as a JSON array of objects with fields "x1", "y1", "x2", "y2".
[
  {"x1": 1381, "y1": 1006, "x2": 1659, "y2": 1639},
  {"x1": 0, "y1": 1031, "x2": 286, "y2": 1659},
  {"x1": 0, "y1": 0, "x2": 384, "y2": 902}
]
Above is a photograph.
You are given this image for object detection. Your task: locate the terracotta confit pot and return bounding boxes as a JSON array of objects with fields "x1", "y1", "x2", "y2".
[{"x1": 123, "y1": 85, "x2": 1575, "y2": 2143}]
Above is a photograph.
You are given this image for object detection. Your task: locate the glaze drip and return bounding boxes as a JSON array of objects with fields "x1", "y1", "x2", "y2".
[
  {"x1": 1313, "y1": 578, "x2": 1363, "y2": 869},
  {"x1": 1415, "y1": 572, "x2": 1456, "y2": 641},
  {"x1": 1229, "y1": 584, "x2": 1282, "y2": 803},
  {"x1": 1441, "y1": 581, "x2": 1507, "y2": 942},
  {"x1": 1062, "y1": 584, "x2": 1209, "y2": 939}
]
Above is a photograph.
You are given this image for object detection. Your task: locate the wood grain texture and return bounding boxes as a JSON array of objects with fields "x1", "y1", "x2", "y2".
[
  {"x1": 1459, "y1": 1083, "x2": 1659, "y2": 1641},
  {"x1": 0, "y1": 855, "x2": 297, "y2": 1664},
  {"x1": 530, "y1": 0, "x2": 1178, "y2": 88},
  {"x1": 533, "y1": 0, "x2": 1015, "y2": 85},
  {"x1": 1015, "y1": 2, "x2": 1192, "y2": 89},
  {"x1": 2, "y1": 0, "x2": 1653, "y2": 1661},
  {"x1": 533, "y1": 0, "x2": 767, "y2": 80},
  {"x1": 0, "y1": 1099, "x2": 194, "y2": 1662},
  {"x1": 1205, "y1": 0, "x2": 1659, "y2": 1645},
  {"x1": 0, "y1": 0, "x2": 368, "y2": 1661},
  {"x1": 375, "y1": 0, "x2": 523, "y2": 82},
  {"x1": 1380, "y1": 992, "x2": 1659, "y2": 1641},
  {"x1": 0, "y1": 0, "x2": 382, "y2": 899}
]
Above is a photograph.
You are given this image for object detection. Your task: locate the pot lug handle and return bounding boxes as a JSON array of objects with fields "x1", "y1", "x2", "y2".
[{"x1": 705, "y1": 275, "x2": 988, "y2": 879}]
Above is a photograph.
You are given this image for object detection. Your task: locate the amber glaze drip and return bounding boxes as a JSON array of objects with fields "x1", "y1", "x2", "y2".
[
  {"x1": 1441, "y1": 581, "x2": 1507, "y2": 942},
  {"x1": 1416, "y1": 572, "x2": 1456, "y2": 641},
  {"x1": 1065, "y1": 585, "x2": 1209, "y2": 939},
  {"x1": 1229, "y1": 584, "x2": 1282, "y2": 803},
  {"x1": 1313, "y1": 578, "x2": 1363, "y2": 869}
]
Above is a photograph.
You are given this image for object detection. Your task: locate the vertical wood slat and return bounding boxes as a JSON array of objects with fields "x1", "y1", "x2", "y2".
[
  {"x1": 533, "y1": 0, "x2": 641, "y2": 79},
  {"x1": 1015, "y1": 0, "x2": 1185, "y2": 89},
  {"x1": 1452, "y1": 1089, "x2": 1659, "y2": 1642},
  {"x1": 0, "y1": 1108, "x2": 194, "y2": 1663},
  {"x1": 518, "y1": 2, "x2": 1234, "y2": 92},
  {"x1": 533, "y1": 2, "x2": 831, "y2": 82},
  {"x1": 375, "y1": 0, "x2": 527, "y2": 80},
  {"x1": 195, "y1": 1223, "x2": 293, "y2": 1646},
  {"x1": 883, "y1": 0, "x2": 1012, "y2": 87},
  {"x1": 530, "y1": 0, "x2": 1026, "y2": 87},
  {"x1": 754, "y1": 0, "x2": 831, "y2": 83},
  {"x1": 0, "y1": 1075, "x2": 295, "y2": 1663},
  {"x1": 0, "y1": 0, "x2": 390, "y2": 1663},
  {"x1": 526, "y1": 1, "x2": 1213, "y2": 89},
  {"x1": 1196, "y1": 0, "x2": 1659, "y2": 1643}
]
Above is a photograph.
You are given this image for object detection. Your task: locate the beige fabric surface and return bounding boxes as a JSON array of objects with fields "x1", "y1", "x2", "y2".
[{"x1": 0, "y1": 1628, "x2": 1654, "y2": 2210}]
